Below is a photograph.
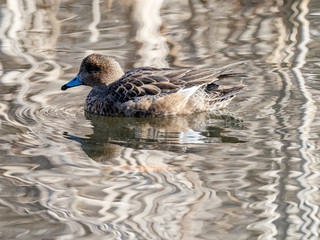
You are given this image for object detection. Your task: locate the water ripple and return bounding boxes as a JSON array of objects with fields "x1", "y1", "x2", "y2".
[{"x1": 0, "y1": 0, "x2": 320, "y2": 239}]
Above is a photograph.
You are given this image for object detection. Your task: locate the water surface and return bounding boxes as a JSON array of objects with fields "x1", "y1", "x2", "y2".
[{"x1": 0, "y1": 0, "x2": 320, "y2": 239}]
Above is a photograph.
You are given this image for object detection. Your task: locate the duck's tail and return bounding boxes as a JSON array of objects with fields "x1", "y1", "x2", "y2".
[{"x1": 204, "y1": 82, "x2": 246, "y2": 111}]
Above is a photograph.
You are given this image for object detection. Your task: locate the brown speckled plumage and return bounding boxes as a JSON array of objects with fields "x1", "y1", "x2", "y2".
[{"x1": 61, "y1": 54, "x2": 246, "y2": 116}]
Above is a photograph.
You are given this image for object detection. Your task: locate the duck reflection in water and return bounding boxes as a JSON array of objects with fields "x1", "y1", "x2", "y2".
[
  {"x1": 64, "y1": 112, "x2": 246, "y2": 164},
  {"x1": 61, "y1": 54, "x2": 247, "y2": 117}
]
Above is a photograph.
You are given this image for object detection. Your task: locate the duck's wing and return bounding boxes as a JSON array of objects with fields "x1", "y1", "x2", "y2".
[
  {"x1": 162, "y1": 61, "x2": 247, "y2": 87},
  {"x1": 107, "y1": 63, "x2": 246, "y2": 102},
  {"x1": 180, "y1": 61, "x2": 247, "y2": 86},
  {"x1": 107, "y1": 67, "x2": 181, "y2": 102}
]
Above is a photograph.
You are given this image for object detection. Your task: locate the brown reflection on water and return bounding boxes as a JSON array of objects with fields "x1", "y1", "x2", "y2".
[
  {"x1": 68, "y1": 112, "x2": 246, "y2": 161},
  {"x1": 0, "y1": 0, "x2": 320, "y2": 239}
]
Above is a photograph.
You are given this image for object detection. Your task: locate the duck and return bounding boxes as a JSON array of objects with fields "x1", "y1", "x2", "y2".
[{"x1": 61, "y1": 54, "x2": 246, "y2": 117}]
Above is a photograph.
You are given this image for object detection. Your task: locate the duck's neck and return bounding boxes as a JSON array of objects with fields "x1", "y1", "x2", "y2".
[
  {"x1": 85, "y1": 87, "x2": 116, "y2": 115},
  {"x1": 105, "y1": 69, "x2": 124, "y2": 85},
  {"x1": 95, "y1": 84, "x2": 109, "y2": 89}
]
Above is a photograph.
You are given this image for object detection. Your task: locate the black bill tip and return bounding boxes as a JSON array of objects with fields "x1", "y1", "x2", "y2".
[{"x1": 61, "y1": 84, "x2": 68, "y2": 91}]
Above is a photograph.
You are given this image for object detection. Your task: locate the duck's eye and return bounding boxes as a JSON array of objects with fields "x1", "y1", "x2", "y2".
[{"x1": 87, "y1": 65, "x2": 100, "y2": 72}]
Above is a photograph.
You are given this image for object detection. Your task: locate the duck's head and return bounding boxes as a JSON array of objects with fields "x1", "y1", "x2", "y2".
[{"x1": 61, "y1": 54, "x2": 124, "y2": 91}]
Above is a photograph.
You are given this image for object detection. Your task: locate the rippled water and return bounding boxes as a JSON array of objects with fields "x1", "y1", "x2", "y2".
[{"x1": 1, "y1": 0, "x2": 320, "y2": 239}]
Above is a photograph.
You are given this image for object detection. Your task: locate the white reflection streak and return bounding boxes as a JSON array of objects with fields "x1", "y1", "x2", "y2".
[
  {"x1": 89, "y1": 0, "x2": 101, "y2": 43},
  {"x1": 131, "y1": 0, "x2": 169, "y2": 67},
  {"x1": 2, "y1": 0, "x2": 38, "y2": 127},
  {"x1": 247, "y1": 171, "x2": 280, "y2": 239},
  {"x1": 292, "y1": 0, "x2": 319, "y2": 239}
]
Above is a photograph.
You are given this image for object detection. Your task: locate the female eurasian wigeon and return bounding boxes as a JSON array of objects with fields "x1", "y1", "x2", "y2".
[{"x1": 61, "y1": 54, "x2": 246, "y2": 117}]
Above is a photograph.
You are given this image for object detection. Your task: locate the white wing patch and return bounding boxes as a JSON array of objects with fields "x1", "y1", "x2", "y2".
[{"x1": 177, "y1": 85, "x2": 203, "y2": 99}]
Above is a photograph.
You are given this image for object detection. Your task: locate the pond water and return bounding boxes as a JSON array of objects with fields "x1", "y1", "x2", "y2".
[{"x1": 1, "y1": 0, "x2": 320, "y2": 239}]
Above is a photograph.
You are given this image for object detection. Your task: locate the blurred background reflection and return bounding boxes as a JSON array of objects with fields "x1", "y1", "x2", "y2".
[{"x1": 0, "y1": 0, "x2": 320, "y2": 239}]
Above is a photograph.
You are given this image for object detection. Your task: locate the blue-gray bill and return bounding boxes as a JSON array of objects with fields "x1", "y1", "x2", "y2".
[{"x1": 61, "y1": 75, "x2": 83, "y2": 91}]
